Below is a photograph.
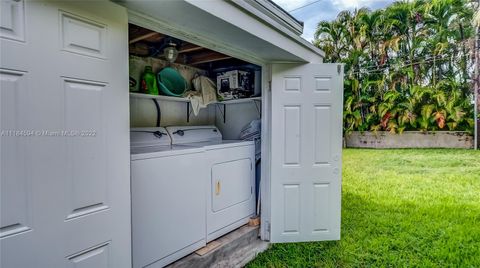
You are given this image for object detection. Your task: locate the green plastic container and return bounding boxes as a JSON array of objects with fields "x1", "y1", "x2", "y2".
[
  {"x1": 157, "y1": 67, "x2": 187, "y2": 97},
  {"x1": 141, "y1": 66, "x2": 159, "y2": 95}
]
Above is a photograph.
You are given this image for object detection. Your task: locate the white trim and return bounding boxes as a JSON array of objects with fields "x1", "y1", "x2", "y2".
[
  {"x1": 231, "y1": 0, "x2": 325, "y2": 58},
  {"x1": 475, "y1": 25, "x2": 479, "y2": 150},
  {"x1": 260, "y1": 64, "x2": 272, "y2": 240},
  {"x1": 184, "y1": 0, "x2": 324, "y2": 62},
  {"x1": 475, "y1": 84, "x2": 478, "y2": 150},
  {"x1": 238, "y1": 0, "x2": 303, "y2": 35}
]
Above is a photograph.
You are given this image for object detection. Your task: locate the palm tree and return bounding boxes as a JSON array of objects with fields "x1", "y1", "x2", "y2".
[{"x1": 314, "y1": 0, "x2": 475, "y2": 134}]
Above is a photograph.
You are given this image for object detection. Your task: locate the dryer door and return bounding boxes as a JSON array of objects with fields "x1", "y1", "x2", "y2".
[{"x1": 212, "y1": 158, "x2": 252, "y2": 212}]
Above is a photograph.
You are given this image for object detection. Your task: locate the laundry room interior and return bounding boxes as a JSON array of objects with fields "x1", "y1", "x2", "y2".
[
  {"x1": 128, "y1": 23, "x2": 266, "y2": 267},
  {"x1": 129, "y1": 24, "x2": 263, "y2": 136}
]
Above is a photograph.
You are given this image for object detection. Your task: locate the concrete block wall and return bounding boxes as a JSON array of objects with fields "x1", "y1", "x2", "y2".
[{"x1": 345, "y1": 131, "x2": 474, "y2": 149}]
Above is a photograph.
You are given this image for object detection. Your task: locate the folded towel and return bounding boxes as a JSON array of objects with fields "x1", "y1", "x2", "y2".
[{"x1": 184, "y1": 75, "x2": 218, "y2": 116}]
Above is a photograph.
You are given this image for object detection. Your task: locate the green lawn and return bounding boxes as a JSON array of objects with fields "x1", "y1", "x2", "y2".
[{"x1": 248, "y1": 149, "x2": 480, "y2": 267}]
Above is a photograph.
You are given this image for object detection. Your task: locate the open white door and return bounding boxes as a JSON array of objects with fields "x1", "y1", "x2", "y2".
[
  {"x1": 1, "y1": 1, "x2": 130, "y2": 267},
  {"x1": 270, "y1": 63, "x2": 343, "y2": 243}
]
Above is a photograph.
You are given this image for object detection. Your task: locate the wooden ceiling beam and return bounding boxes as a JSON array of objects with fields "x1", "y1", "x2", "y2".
[
  {"x1": 129, "y1": 32, "x2": 162, "y2": 44},
  {"x1": 178, "y1": 44, "x2": 203, "y2": 54},
  {"x1": 129, "y1": 43, "x2": 150, "y2": 56},
  {"x1": 189, "y1": 51, "x2": 232, "y2": 65},
  {"x1": 190, "y1": 56, "x2": 232, "y2": 65}
]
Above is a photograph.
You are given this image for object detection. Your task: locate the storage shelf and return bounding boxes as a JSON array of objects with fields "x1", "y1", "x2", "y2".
[
  {"x1": 129, "y1": 92, "x2": 190, "y2": 102},
  {"x1": 219, "y1": 97, "x2": 261, "y2": 104},
  {"x1": 130, "y1": 92, "x2": 261, "y2": 123},
  {"x1": 129, "y1": 93, "x2": 261, "y2": 104}
]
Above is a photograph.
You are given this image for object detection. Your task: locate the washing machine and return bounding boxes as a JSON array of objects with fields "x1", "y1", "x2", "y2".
[
  {"x1": 166, "y1": 125, "x2": 256, "y2": 242},
  {"x1": 130, "y1": 127, "x2": 207, "y2": 268}
]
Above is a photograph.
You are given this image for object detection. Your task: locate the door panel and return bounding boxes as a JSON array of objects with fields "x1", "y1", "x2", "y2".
[
  {"x1": 66, "y1": 242, "x2": 110, "y2": 268},
  {"x1": 0, "y1": 69, "x2": 31, "y2": 239},
  {"x1": 270, "y1": 63, "x2": 343, "y2": 243},
  {"x1": 283, "y1": 184, "x2": 300, "y2": 234},
  {"x1": 0, "y1": 1, "x2": 130, "y2": 267},
  {"x1": 0, "y1": 0, "x2": 25, "y2": 42},
  {"x1": 314, "y1": 105, "x2": 331, "y2": 164},
  {"x1": 313, "y1": 183, "x2": 331, "y2": 232},
  {"x1": 64, "y1": 78, "x2": 108, "y2": 221},
  {"x1": 283, "y1": 105, "x2": 301, "y2": 165},
  {"x1": 60, "y1": 11, "x2": 107, "y2": 59}
]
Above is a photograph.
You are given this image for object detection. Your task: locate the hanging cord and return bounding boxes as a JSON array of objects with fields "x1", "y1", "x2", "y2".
[
  {"x1": 130, "y1": 130, "x2": 168, "y2": 139},
  {"x1": 152, "y1": 99, "x2": 161, "y2": 127},
  {"x1": 172, "y1": 127, "x2": 218, "y2": 136}
]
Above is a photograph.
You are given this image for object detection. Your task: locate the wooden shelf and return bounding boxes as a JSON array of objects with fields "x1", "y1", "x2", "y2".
[
  {"x1": 129, "y1": 93, "x2": 261, "y2": 104},
  {"x1": 219, "y1": 97, "x2": 261, "y2": 104},
  {"x1": 129, "y1": 93, "x2": 190, "y2": 102}
]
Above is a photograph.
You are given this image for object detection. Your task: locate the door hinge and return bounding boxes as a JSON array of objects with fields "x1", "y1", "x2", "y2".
[
  {"x1": 337, "y1": 65, "x2": 342, "y2": 74},
  {"x1": 266, "y1": 221, "x2": 271, "y2": 233},
  {"x1": 268, "y1": 81, "x2": 272, "y2": 92}
]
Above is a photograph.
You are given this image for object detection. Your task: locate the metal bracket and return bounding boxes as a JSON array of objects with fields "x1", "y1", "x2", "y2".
[
  {"x1": 215, "y1": 104, "x2": 226, "y2": 123},
  {"x1": 186, "y1": 102, "x2": 194, "y2": 123},
  {"x1": 253, "y1": 99, "x2": 261, "y2": 118},
  {"x1": 214, "y1": 98, "x2": 261, "y2": 123},
  {"x1": 223, "y1": 104, "x2": 226, "y2": 123}
]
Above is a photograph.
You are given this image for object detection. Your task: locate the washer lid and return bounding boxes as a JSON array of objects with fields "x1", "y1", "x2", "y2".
[
  {"x1": 130, "y1": 144, "x2": 205, "y2": 160},
  {"x1": 130, "y1": 127, "x2": 171, "y2": 147},
  {"x1": 166, "y1": 125, "x2": 222, "y2": 144}
]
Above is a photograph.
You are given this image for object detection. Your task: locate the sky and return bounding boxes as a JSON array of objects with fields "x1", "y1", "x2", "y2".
[{"x1": 273, "y1": 0, "x2": 394, "y2": 41}]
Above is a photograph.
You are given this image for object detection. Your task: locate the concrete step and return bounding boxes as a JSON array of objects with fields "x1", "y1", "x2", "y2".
[{"x1": 167, "y1": 225, "x2": 269, "y2": 268}]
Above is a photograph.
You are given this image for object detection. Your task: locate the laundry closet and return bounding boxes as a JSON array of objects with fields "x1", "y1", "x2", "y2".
[{"x1": 128, "y1": 24, "x2": 263, "y2": 268}]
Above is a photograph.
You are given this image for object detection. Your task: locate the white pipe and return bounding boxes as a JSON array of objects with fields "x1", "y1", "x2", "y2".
[
  {"x1": 475, "y1": 8, "x2": 479, "y2": 150},
  {"x1": 475, "y1": 86, "x2": 478, "y2": 150}
]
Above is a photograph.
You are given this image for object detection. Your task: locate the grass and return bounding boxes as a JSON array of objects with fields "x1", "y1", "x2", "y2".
[{"x1": 248, "y1": 149, "x2": 480, "y2": 267}]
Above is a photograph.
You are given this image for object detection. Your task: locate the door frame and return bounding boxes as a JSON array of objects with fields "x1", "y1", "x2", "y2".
[{"x1": 127, "y1": 10, "x2": 278, "y2": 240}]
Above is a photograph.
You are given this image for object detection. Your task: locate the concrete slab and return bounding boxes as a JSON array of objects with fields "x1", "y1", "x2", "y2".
[{"x1": 167, "y1": 225, "x2": 269, "y2": 268}]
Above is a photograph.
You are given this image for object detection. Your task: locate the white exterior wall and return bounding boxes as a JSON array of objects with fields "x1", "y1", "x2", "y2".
[{"x1": 215, "y1": 102, "x2": 261, "y2": 140}]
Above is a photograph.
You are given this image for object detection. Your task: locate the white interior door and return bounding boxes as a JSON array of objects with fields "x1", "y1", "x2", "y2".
[
  {"x1": 270, "y1": 63, "x2": 343, "y2": 243},
  {"x1": 1, "y1": 1, "x2": 131, "y2": 267}
]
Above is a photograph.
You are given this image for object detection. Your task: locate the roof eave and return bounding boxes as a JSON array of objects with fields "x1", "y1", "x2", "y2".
[
  {"x1": 231, "y1": 0, "x2": 325, "y2": 58},
  {"x1": 248, "y1": 0, "x2": 304, "y2": 35}
]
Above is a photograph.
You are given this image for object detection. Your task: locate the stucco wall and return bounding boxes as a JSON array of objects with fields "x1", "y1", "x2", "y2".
[{"x1": 345, "y1": 131, "x2": 474, "y2": 149}]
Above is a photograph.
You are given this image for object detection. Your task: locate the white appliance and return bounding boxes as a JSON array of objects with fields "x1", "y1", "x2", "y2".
[
  {"x1": 130, "y1": 128, "x2": 206, "y2": 268},
  {"x1": 166, "y1": 126, "x2": 256, "y2": 242}
]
